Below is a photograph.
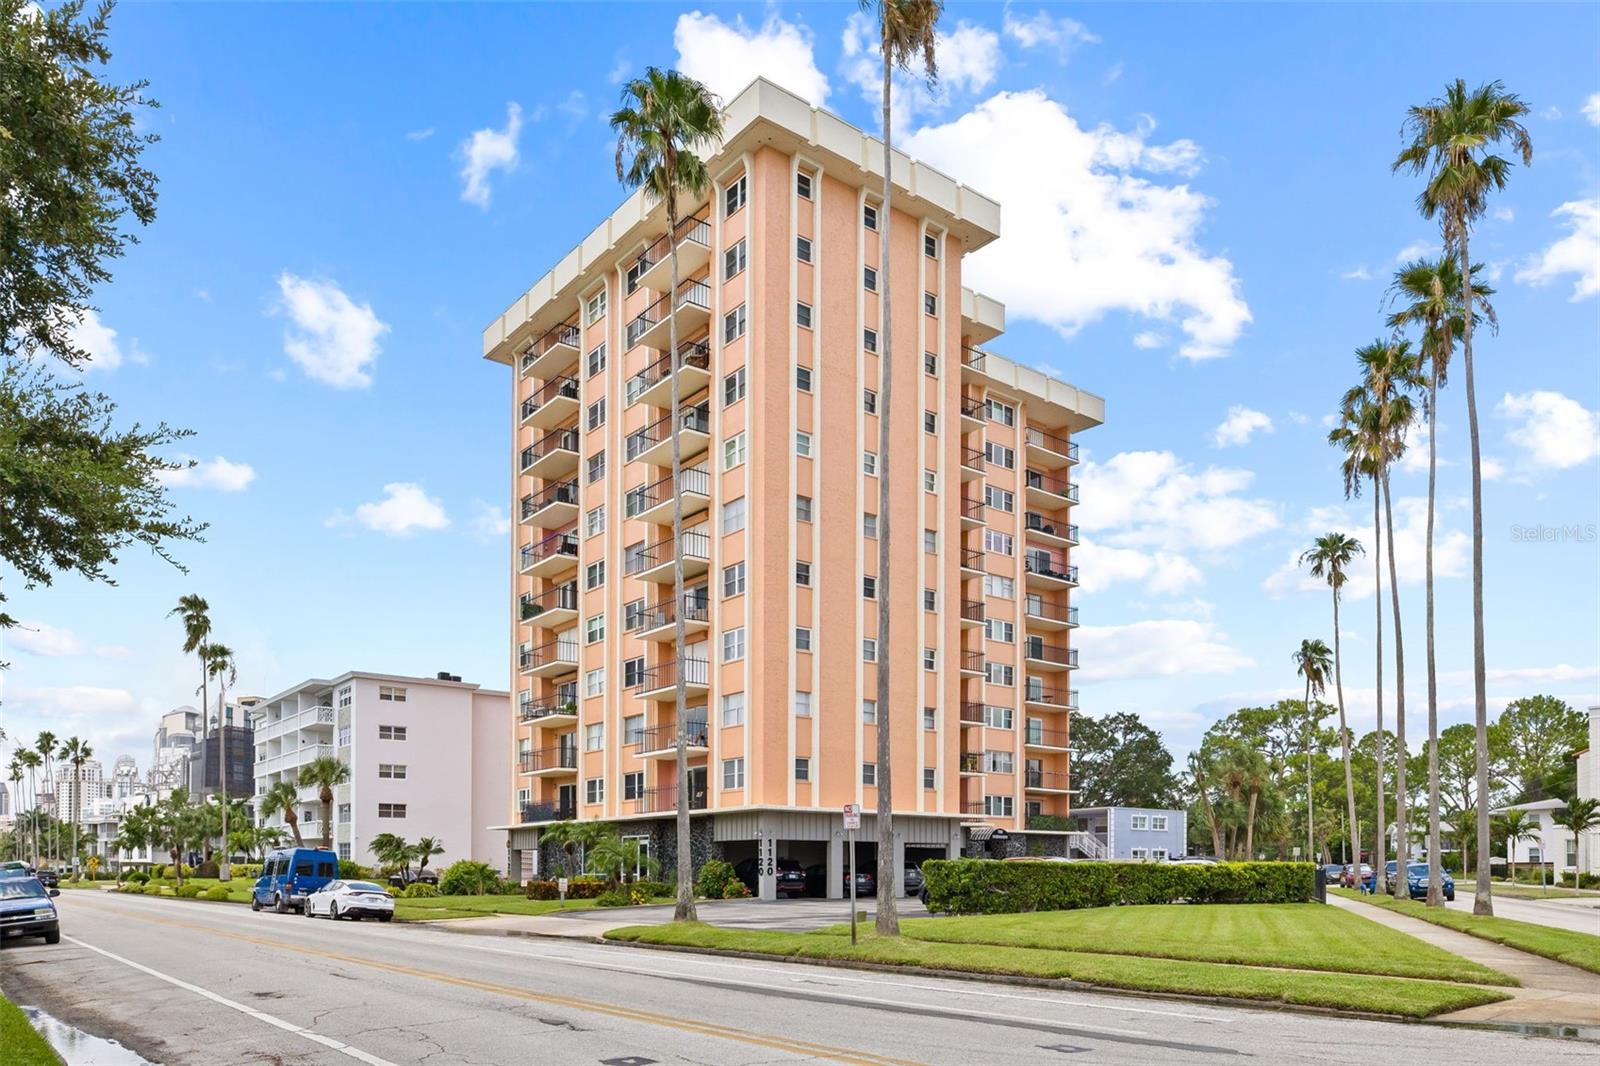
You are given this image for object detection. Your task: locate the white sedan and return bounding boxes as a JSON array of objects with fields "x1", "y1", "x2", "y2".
[{"x1": 304, "y1": 880, "x2": 395, "y2": 922}]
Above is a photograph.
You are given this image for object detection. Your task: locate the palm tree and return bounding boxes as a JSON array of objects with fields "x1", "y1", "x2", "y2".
[
  {"x1": 369, "y1": 832, "x2": 412, "y2": 879},
  {"x1": 1496, "y1": 808, "x2": 1538, "y2": 885},
  {"x1": 543, "y1": 819, "x2": 607, "y2": 881},
  {"x1": 298, "y1": 756, "x2": 348, "y2": 851},
  {"x1": 1292, "y1": 639, "x2": 1332, "y2": 858},
  {"x1": 1301, "y1": 533, "x2": 1364, "y2": 880},
  {"x1": 413, "y1": 836, "x2": 444, "y2": 879},
  {"x1": 61, "y1": 737, "x2": 92, "y2": 875},
  {"x1": 1552, "y1": 798, "x2": 1600, "y2": 894},
  {"x1": 200, "y1": 642, "x2": 237, "y2": 877},
  {"x1": 586, "y1": 833, "x2": 660, "y2": 888},
  {"x1": 168, "y1": 595, "x2": 213, "y2": 801},
  {"x1": 611, "y1": 67, "x2": 724, "y2": 923},
  {"x1": 6, "y1": 759, "x2": 22, "y2": 861},
  {"x1": 1386, "y1": 254, "x2": 1493, "y2": 905},
  {"x1": 34, "y1": 732, "x2": 59, "y2": 868},
  {"x1": 17, "y1": 749, "x2": 41, "y2": 864},
  {"x1": 860, "y1": 0, "x2": 943, "y2": 939},
  {"x1": 257, "y1": 781, "x2": 304, "y2": 847},
  {"x1": 1395, "y1": 79, "x2": 1532, "y2": 916}
]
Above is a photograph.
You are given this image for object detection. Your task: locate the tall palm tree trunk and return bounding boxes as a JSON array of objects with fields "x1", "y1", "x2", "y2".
[
  {"x1": 873, "y1": 31, "x2": 898, "y2": 937},
  {"x1": 72, "y1": 763, "x2": 80, "y2": 874},
  {"x1": 1425, "y1": 368, "x2": 1444, "y2": 905},
  {"x1": 199, "y1": 660, "x2": 210, "y2": 807},
  {"x1": 1458, "y1": 232, "x2": 1492, "y2": 917},
  {"x1": 1304, "y1": 676, "x2": 1314, "y2": 859},
  {"x1": 1332, "y1": 590, "x2": 1360, "y2": 887},
  {"x1": 666, "y1": 183, "x2": 696, "y2": 923},
  {"x1": 219, "y1": 677, "x2": 231, "y2": 879},
  {"x1": 1382, "y1": 468, "x2": 1409, "y2": 892},
  {"x1": 1372, "y1": 484, "x2": 1387, "y2": 894}
]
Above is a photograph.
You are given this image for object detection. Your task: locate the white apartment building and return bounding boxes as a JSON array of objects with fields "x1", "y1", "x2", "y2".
[
  {"x1": 251, "y1": 671, "x2": 510, "y2": 869},
  {"x1": 53, "y1": 758, "x2": 107, "y2": 823}
]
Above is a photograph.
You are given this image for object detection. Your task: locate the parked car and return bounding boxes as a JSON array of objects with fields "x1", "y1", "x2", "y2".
[
  {"x1": 904, "y1": 863, "x2": 925, "y2": 897},
  {"x1": 34, "y1": 867, "x2": 59, "y2": 889},
  {"x1": 847, "y1": 868, "x2": 876, "y2": 897},
  {"x1": 1320, "y1": 863, "x2": 1345, "y2": 883},
  {"x1": 1001, "y1": 855, "x2": 1074, "y2": 863},
  {"x1": 0, "y1": 861, "x2": 35, "y2": 880},
  {"x1": 801, "y1": 864, "x2": 878, "y2": 898},
  {"x1": 251, "y1": 847, "x2": 339, "y2": 914},
  {"x1": 1339, "y1": 864, "x2": 1375, "y2": 889},
  {"x1": 732, "y1": 857, "x2": 808, "y2": 898},
  {"x1": 0, "y1": 876, "x2": 61, "y2": 944},
  {"x1": 385, "y1": 869, "x2": 440, "y2": 888},
  {"x1": 305, "y1": 880, "x2": 395, "y2": 922},
  {"x1": 1400, "y1": 862, "x2": 1456, "y2": 902}
]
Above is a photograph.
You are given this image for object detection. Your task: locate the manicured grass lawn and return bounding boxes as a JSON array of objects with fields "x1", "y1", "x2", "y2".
[
  {"x1": 1338, "y1": 890, "x2": 1600, "y2": 974},
  {"x1": 849, "y1": 904, "x2": 1512, "y2": 986},
  {"x1": 1487, "y1": 884, "x2": 1600, "y2": 901},
  {"x1": 0, "y1": 993, "x2": 58, "y2": 1066},
  {"x1": 392, "y1": 895, "x2": 607, "y2": 921},
  {"x1": 604, "y1": 922, "x2": 1510, "y2": 1018}
]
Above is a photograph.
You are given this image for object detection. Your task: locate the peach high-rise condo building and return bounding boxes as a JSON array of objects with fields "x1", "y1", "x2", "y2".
[{"x1": 484, "y1": 80, "x2": 1103, "y2": 898}]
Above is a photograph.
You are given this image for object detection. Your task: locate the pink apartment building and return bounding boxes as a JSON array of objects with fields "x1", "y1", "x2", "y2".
[{"x1": 484, "y1": 80, "x2": 1103, "y2": 898}]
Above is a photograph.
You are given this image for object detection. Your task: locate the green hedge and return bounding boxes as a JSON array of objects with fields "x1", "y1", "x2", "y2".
[
  {"x1": 923, "y1": 860, "x2": 1317, "y2": 915},
  {"x1": 524, "y1": 877, "x2": 610, "y2": 900}
]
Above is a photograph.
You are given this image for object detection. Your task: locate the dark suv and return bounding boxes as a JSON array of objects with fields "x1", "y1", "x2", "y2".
[{"x1": 734, "y1": 857, "x2": 808, "y2": 897}]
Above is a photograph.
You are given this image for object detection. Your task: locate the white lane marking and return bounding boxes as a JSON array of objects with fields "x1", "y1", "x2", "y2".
[{"x1": 63, "y1": 935, "x2": 398, "y2": 1066}]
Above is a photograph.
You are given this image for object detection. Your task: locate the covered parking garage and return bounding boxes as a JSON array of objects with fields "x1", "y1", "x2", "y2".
[{"x1": 713, "y1": 809, "x2": 963, "y2": 900}]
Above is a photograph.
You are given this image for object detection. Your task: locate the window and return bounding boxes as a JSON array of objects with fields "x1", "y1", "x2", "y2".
[
  {"x1": 863, "y1": 638, "x2": 878, "y2": 662},
  {"x1": 863, "y1": 514, "x2": 879, "y2": 538},
  {"x1": 796, "y1": 171, "x2": 813, "y2": 199},
  {"x1": 985, "y1": 619, "x2": 1014, "y2": 643},
  {"x1": 587, "y1": 397, "x2": 606, "y2": 430},
  {"x1": 586, "y1": 506, "x2": 606, "y2": 537},
  {"x1": 795, "y1": 758, "x2": 812, "y2": 782},
  {"x1": 863, "y1": 203, "x2": 878, "y2": 230},
  {"x1": 586, "y1": 560, "x2": 606, "y2": 589},
  {"x1": 924, "y1": 292, "x2": 938, "y2": 315},
  {"x1": 378, "y1": 686, "x2": 407, "y2": 702},
  {"x1": 338, "y1": 803, "x2": 351, "y2": 823},
  {"x1": 925, "y1": 352, "x2": 938, "y2": 375},
  {"x1": 863, "y1": 575, "x2": 877, "y2": 600},
  {"x1": 724, "y1": 175, "x2": 747, "y2": 216},
  {"x1": 623, "y1": 771, "x2": 644, "y2": 801},
  {"x1": 723, "y1": 757, "x2": 746, "y2": 790},
  {"x1": 1130, "y1": 814, "x2": 1150, "y2": 831},
  {"x1": 987, "y1": 399, "x2": 1015, "y2": 426},
  {"x1": 863, "y1": 266, "x2": 878, "y2": 292},
  {"x1": 796, "y1": 236, "x2": 813, "y2": 264},
  {"x1": 985, "y1": 441, "x2": 1016, "y2": 469},
  {"x1": 796, "y1": 495, "x2": 813, "y2": 522},
  {"x1": 377, "y1": 763, "x2": 407, "y2": 780},
  {"x1": 796, "y1": 560, "x2": 812, "y2": 586},
  {"x1": 626, "y1": 258, "x2": 645, "y2": 294},
  {"x1": 584, "y1": 289, "x2": 607, "y2": 324},
  {"x1": 925, "y1": 233, "x2": 938, "y2": 258},
  {"x1": 338, "y1": 843, "x2": 351, "y2": 861},
  {"x1": 985, "y1": 795, "x2": 1014, "y2": 817},
  {"x1": 585, "y1": 614, "x2": 605, "y2": 644},
  {"x1": 723, "y1": 627, "x2": 746, "y2": 662},
  {"x1": 924, "y1": 469, "x2": 936, "y2": 492},
  {"x1": 1131, "y1": 848, "x2": 1149, "y2": 861},
  {"x1": 337, "y1": 686, "x2": 352, "y2": 708},
  {"x1": 722, "y1": 497, "x2": 746, "y2": 535},
  {"x1": 722, "y1": 561, "x2": 746, "y2": 598},
  {"x1": 985, "y1": 530, "x2": 1014, "y2": 555},
  {"x1": 587, "y1": 343, "x2": 607, "y2": 378},
  {"x1": 721, "y1": 692, "x2": 745, "y2": 727},
  {"x1": 338, "y1": 725, "x2": 351, "y2": 747},
  {"x1": 796, "y1": 431, "x2": 813, "y2": 457},
  {"x1": 623, "y1": 657, "x2": 645, "y2": 688},
  {"x1": 985, "y1": 486, "x2": 1015, "y2": 513},
  {"x1": 585, "y1": 669, "x2": 605, "y2": 698},
  {"x1": 863, "y1": 389, "x2": 877, "y2": 414},
  {"x1": 378, "y1": 725, "x2": 407, "y2": 741},
  {"x1": 924, "y1": 411, "x2": 937, "y2": 434},
  {"x1": 378, "y1": 803, "x2": 407, "y2": 819},
  {"x1": 923, "y1": 707, "x2": 937, "y2": 730},
  {"x1": 585, "y1": 778, "x2": 604, "y2": 805},
  {"x1": 985, "y1": 705, "x2": 1014, "y2": 729},
  {"x1": 724, "y1": 238, "x2": 747, "y2": 280},
  {"x1": 723, "y1": 432, "x2": 746, "y2": 468},
  {"x1": 923, "y1": 588, "x2": 936, "y2": 611},
  {"x1": 923, "y1": 767, "x2": 936, "y2": 789},
  {"x1": 587, "y1": 453, "x2": 606, "y2": 483},
  {"x1": 985, "y1": 574, "x2": 1014, "y2": 597},
  {"x1": 795, "y1": 627, "x2": 813, "y2": 652},
  {"x1": 796, "y1": 365, "x2": 813, "y2": 392},
  {"x1": 796, "y1": 301, "x2": 813, "y2": 328},
  {"x1": 923, "y1": 529, "x2": 937, "y2": 553},
  {"x1": 862, "y1": 762, "x2": 877, "y2": 785},
  {"x1": 585, "y1": 723, "x2": 604, "y2": 752},
  {"x1": 1152, "y1": 815, "x2": 1170, "y2": 832},
  {"x1": 863, "y1": 328, "x2": 878, "y2": 353},
  {"x1": 723, "y1": 304, "x2": 747, "y2": 343},
  {"x1": 987, "y1": 663, "x2": 1014, "y2": 686},
  {"x1": 986, "y1": 751, "x2": 1015, "y2": 774},
  {"x1": 862, "y1": 451, "x2": 877, "y2": 476},
  {"x1": 793, "y1": 692, "x2": 813, "y2": 717},
  {"x1": 861, "y1": 700, "x2": 877, "y2": 724},
  {"x1": 923, "y1": 647, "x2": 937, "y2": 670},
  {"x1": 724, "y1": 366, "x2": 746, "y2": 405},
  {"x1": 1152, "y1": 848, "x2": 1169, "y2": 862}
]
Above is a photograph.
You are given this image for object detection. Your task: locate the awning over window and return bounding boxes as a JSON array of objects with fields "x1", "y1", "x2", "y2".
[{"x1": 967, "y1": 826, "x2": 1010, "y2": 842}]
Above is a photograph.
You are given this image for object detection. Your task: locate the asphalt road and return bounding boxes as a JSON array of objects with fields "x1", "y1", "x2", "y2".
[
  {"x1": 1443, "y1": 893, "x2": 1600, "y2": 936},
  {"x1": 3, "y1": 890, "x2": 1594, "y2": 1066}
]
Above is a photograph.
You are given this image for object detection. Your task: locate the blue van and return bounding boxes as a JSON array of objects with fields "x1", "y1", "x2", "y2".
[{"x1": 251, "y1": 847, "x2": 339, "y2": 914}]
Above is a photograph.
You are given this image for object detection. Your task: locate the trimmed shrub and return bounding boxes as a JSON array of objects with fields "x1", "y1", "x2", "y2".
[
  {"x1": 339, "y1": 860, "x2": 373, "y2": 880},
  {"x1": 193, "y1": 861, "x2": 220, "y2": 879},
  {"x1": 525, "y1": 879, "x2": 558, "y2": 900},
  {"x1": 233, "y1": 863, "x2": 263, "y2": 880},
  {"x1": 922, "y1": 859, "x2": 1318, "y2": 915},
  {"x1": 524, "y1": 877, "x2": 609, "y2": 900},
  {"x1": 594, "y1": 890, "x2": 630, "y2": 908},
  {"x1": 127, "y1": 871, "x2": 150, "y2": 885},
  {"x1": 631, "y1": 880, "x2": 672, "y2": 899},
  {"x1": 694, "y1": 859, "x2": 741, "y2": 901},
  {"x1": 438, "y1": 860, "x2": 501, "y2": 897},
  {"x1": 202, "y1": 885, "x2": 232, "y2": 902},
  {"x1": 401, "y1": 882, "x2": 441, "y2": 898},
  {"x1": 142, "y1": 883, "x2": 166, "y2": 895},
  {"x1": 176, "y1": 884, "x2": 203, "y2": 899}
]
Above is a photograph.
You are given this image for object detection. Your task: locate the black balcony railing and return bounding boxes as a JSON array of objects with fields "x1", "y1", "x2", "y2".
[
  {"x1": 633, "y1": 658, "x2": 710, "y2": 692},
  {"x1": 527, "y1": 637, "x2": 578, "y2": 672},
  {"x1": 960, "y1": 446, "x2": 986, "y2": 471},
  {"x1": 1024, "y1": 598, "x2": 1074, "y2": 625},
  {"x1": 624, "y1": 594, "x2": 710, "y2": 635},
  {"x1": 961, "y1": 347, "x2": 987, "y2": 373},
  {"x1": 1024, "y1": 639, "x2": 1076, "y2": 667},
  {"x1": 520, "y1": 746, "x2": 577, "y2": 773},
  {"x1": 961, "y1": 649, "x2": 986, "y2": 674},
  {"x1": 960, "y1": 599, "x2": 985, "y2": 623},
  {"x1": 959, "y1": 701, "x2": 986, "y2": 724},
  {"x1": 518, "y1": 320, "x2": 580, "y2": 372},
  {"x1": 624, "y1": 341, "x2": 711, "y2": 403},
  {"x1": 1025, "y1": 726, "x2": 1070, "y2": 748},
  {"x1": 1024, "y1": 427, "x2": 1078, "y2": 461},
  {"x1": 625, "y1": 466, "x2": 710, "y2": 517},
  {"x1": 521, "y1": 581, "x2": 578, "y2": 621},
  {"x1": 960, "y1": 497, "x2": 985, "y2": 522},
  {"x1": 1024, "y1": 682, "x2": 1079, "y2": 709},
  {"x1": 519, "y1": 528, "x2": 578, "y2": 568},
  {"x1": 960, "y1": 547, "x2": 985, "y2": 571},
  {"x1": 520, "y1": 427, "x2": 579, "y2": 470},
  {"x1": 959, "y1": 752, "x2": 983, "y2": 773},
  {"x1": 625, "y1": 403, "x2": 711, "y2": 461},
  {"x1": 1024, "y1": 549, "x2": 1077, "y2": 584},
  {"x1": 960, "y1": 801, "x2": 989, "y2": 815},
  {"x1": 635, "y1": 720, "x2": 710, "y2": 752},
  {"x1": 525, "y1": 479, "x2": 579, "y2": 518},
  {"x1": 632, "y1": 213, "x2": 711, "y2": 277},
  {"x1": 520, "y1": 801, "x2": 577, "y2": 823},
  {"x1": 523, "y1": 374, "x2": 580, "y2": 416},
  {"x1": 1025, "y1": 511, "x2": 1078, "y2": 542},
  {"x1": 960, "y1": 395, "x2": 986, "y2": 421},
  {"x1": 627, "y1": 279, "x2": 712, "y2": 347},
  {"x1": 1026, "y1": 769, "x2": 1071, "y2": 791},
  {"x1": 640, "y1": 784, "x2": 709, "y2": 814},
  {"x1": 1025, "y1": 468, "x2": 1079, "y2": 501},
  {"x1": 624, "y1": 530, "x2": 710, "y2": 577}
]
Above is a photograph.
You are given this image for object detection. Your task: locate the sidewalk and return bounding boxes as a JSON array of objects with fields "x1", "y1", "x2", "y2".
[
  {"x1": 1328, "y1": 894, "x2": 1600, "y2": 1028},
  {"x1": 422, "y1": 897, "x2": 927, "y2": 939}
]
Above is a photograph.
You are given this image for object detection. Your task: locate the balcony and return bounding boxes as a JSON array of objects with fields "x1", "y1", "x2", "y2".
[
  {"x1": 1024, "y1": 511, "x2": 1079, "y2": 547},
  {"x1": 520, "y1": 745, "x2": 578, "y2": 777},
  {"x1": 1024, "y1": 426, "x2": 1079, "y2": 466},
  {"x1": 634, "y1": 720, "x2": 710, "y2": 759},
  {"x1": 626, "y1": 594, "x2": 710, "y2": 643},
  {"x1": 524, "y1": 479, "x2": 579, "y2": 528},
  {"x1": 960, "y1": 546, "x2": 986, "y2": 574},
  {"x1": 959, "y1": 599, "x2": 985, "y2": 627},
  {"x1": 518, "y1": 320, "x2": 580, "y2": 379},
  {"x1": 519, "y1": 695, "x2": 578, "y2": 726},
  {"x1": 959, "y1": 752, "x2": 984, "y2": 776},
  {"x1": 1024, "y1": 597, "x2": 1077, "y2": 631},
  {"x1": 1024, "y1": 638, "x2": 1077, "y2": 672},
  {"x1": 959, "y1": 445, "x2": 985, "y2": 481},
  {"x1": 625, "y1": 402, "x2": 710, "y2": 468},
  {"x1": 1025, "y1": 468, "x2": 1079, "y2": 507},
  {"x1": 959, "y1": 701, "x2": 987, "y2": 725},
  {"x1": 520, "y1": 426, "x2": 580, "y2": 480},
  {"x1": 526, "y1": 636, "x2": 579, "y2": 678},
  {"x1": 628, "y1": 278, "x2": 711, "y2": 352},
  {"x1": 521, "y1": 374, "x2": 581, "y2": 431},
  {"x1": 1025, "y1": 725, "x2": 1071, "y2": 751},
  {"x1": 635, "y1": 658, "x2": 710, "y2": 701},
  {"x1": 253, "y1": 743, "x2": 335, "y2": 777},
  {"x1": 1024, "y1": 682, "x2": 1078, "y2": 711},
  {"x1": 961, "y1": 346, "x2": 989, "y2": 377},
  {"x1": 639, "y1": 784, "x2": 709, "y2": 814},
  {"x1": 632, "y1": 213, "x2": 712, "y2": 293},
  {"x1": 520, "y1": 580, "x2": 578, "y2": 628},
  {"x1": 518, "y1": 528, "x2": 579, "y2": 579},
  {"x1": 960, "y1": 394, "x2": 986, "y2": 431},
  {"x1": 520, "y1": 801, "x2": 576, "y2": 824},
  {"x1": 625, "y1": 340, "x2": 711, "y2": 410},
  {"x1": 625, "y1": 529, "x2": 710, "y2": 585},
  {"x1": 1025, "y1": 769, "x2": 1072, "y2": 794},
  {"x1": 960, "y1": 649, "x2": 986, "y2": 677},
  {"x1": 1024, "y1": 549, "x2": 1078, "y2": 588},
  {"x1": 960, "y1": 801, "x2": 992, "y2": 817},
  {"x1": 959, "y1": 496, "x2": 985, "y2": 529},
  {"x1": 624, "y1": 465, "x2": 710, "y2": 526}
]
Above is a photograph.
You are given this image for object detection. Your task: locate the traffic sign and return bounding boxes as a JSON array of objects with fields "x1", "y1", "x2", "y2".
[{"x1": 843, "y1": 803, "x2": 861, "y2": 829}]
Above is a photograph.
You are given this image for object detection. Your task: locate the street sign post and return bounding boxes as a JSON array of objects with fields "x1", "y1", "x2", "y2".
[
  {"x1": 558, "y1": 876, "x2": 569, "y2": 907},
  {"x1": 843, "y1": 804, "x2": 860, "y2": 944}
]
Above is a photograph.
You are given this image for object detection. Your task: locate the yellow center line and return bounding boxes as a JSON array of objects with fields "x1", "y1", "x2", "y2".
[{"x1": 75, "y1": 897, "x2": 922, "y2": 1066}]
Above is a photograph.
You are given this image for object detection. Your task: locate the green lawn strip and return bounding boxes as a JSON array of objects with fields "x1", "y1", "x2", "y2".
[
  {"x1": 1487, "y1": 885, "x2": 1600, "y2": 901},
  {"x1": 853, "y1": 904, "x2": 1512, "y2": 987},
  {"x1": 604, "y1": 923, "x2": 1508, "y2": 1018},
  {"x1": 0, "y1": 993, "x2": 59, "y2": 1066},
  {"x1": 1338, "y1": 890, "x2": 1600, "y2": 975},
  {"x1": 393, "y1": 893, "x2": 674, "y2": 921}
]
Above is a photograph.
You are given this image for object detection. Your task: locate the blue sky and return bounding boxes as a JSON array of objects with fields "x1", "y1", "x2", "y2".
[{"x1": 3, "y1": 2, "x2": 1597, "y2": 780}]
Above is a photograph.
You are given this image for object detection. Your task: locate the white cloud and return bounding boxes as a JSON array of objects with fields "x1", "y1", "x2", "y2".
[
  {"x1": 1395, "y1": 422, "x2": 1448, "y2": 474},
  {"x1": 1479, "y1": 663, "x2": 1600, "y2": 686},
  {"x1": 1263, "y1": 495, "x2": 1469, "y2": 601},
  {"x1": 334, "y1": 482, "x2": 450, "y2": 536},
  {"x1": 841, "y1": 13, "x2": 1002, "y2": 127},
  {"x1": 1515, "y1": 199, "x2": 1600, "y2": 301},
  {"x1": 157, "y1": 455, "x2": 257, "y2": 492},
  {"x1": 1076, "y1": 450, "x2": 1279, "y2": 552},
  {"x1": 1395, "y1": 239, "x2": 1435, "y2": 263},
  {"x1": 458, "y1": 102, "x2": 524, "y2": 209},
  {"x1": 1480, "y1": 456, "x2": 1506, "y2": 481},
  {"x1": 5, "y1": 622, "x2": 131, "y2": 660},
  {"x1": 903, "y1": 91, "x2": 1249, "y2": 359},
  {"x1": 68, "y1": 308, "x2": 139, "y2": 372},
  {"x1": 274, "y1": 272, "x2": 389, "y2": 389},
  {"x1": 1498, "y1": 390, "x2": 1600, "y2": 470},
  {"x1": 1131, "y1": 330, "x2": 1165, "y2": 350},
  {"x1": 1211, "y1": 405, "x2": 1273, "y2": 448},
  {"x1": 1001, "y1": 8, "x2": 1100, "y2": 58},
  {"x1": 675, "y1": 11, "x2": 829, "y2": 106},
  {"x1": 556, "y1": 90, "x2": 589, "y2": 127},
  {"x1": 469, "y1": 501, "x2": 511, "y2": 541},
  {"x1": 1340, "y1": 265, "x2": 1371, "y2": 282},
  {"x1": 405, "y1": 127, "x2": 435, "y2": 141},
  {"x1": 1074, "y1": 541, "x2": 1203, "y2": 596},
  {"x1": 1075, "y1": 620, "x2": 1253, "y2": 682},
  {"x1": 1583, "y1": 93, "x2": 1600, "y2": 126},
  {"x1": 7, "y1": 685, "x2": 136, "y2": 716},
  {"x1": 1492, "y1": 206, "x2": 1515, "y2": 223}
]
